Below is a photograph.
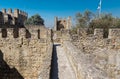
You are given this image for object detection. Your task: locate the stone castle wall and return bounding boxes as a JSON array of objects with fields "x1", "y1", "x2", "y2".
[
  {"x1": 63, "y1": 41, "x2": 109, "y2": 79},
  {"x1": 93, "y1": 28, "x2": 120, "y2": 39},
  {"x1": 0, "y1": 8, "x2": 28, "y2": 25},
  {"x1": 108, "y1": 29, "x2": 120, "y2": 39},
  {"x1": 0, "y1": 26, "x2": 53, "y2": 79},
  {"x1": 70, "y1": 28, "x2": 120, "y2": 79},
  {"x1": 77, "y1": 28, "x2": 120, "y2": 39},
  {"x1": 54, "y1": 16, "x2": 72, "y2": 31}
]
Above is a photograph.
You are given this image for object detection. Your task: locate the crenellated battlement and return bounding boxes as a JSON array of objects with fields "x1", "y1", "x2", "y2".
[
  {"x1": 1, "y1": 8, "x2": 28, "y2": 18},
  {"x1": 108, "y1": 29, "x2": 120, "y2": 39},
  {"x1": 0, "y1": 8, "x2": 28, "y2": 26},
  {"x1": 77, "y1": 28, "x2": 120, "y2": 39},
  {"x1": 0, "y1": 26, "x2": 49, "y2": 40},
  {"x1": 94, "y1": 28, "x2": 120, "y2": 39},
  {"x1": 0, "y1": 26, "x2": 52, "y2": 79}
]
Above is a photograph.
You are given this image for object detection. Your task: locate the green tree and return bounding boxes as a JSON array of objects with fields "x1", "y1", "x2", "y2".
[
  {"x1": 89, "y1": 14, "x2": 113, "y2": 29},
  {"x1": 71, "y1": 10, "x2": 94, "y2": 34},
  {"x1": 25, "y1": 14, "x2": 44, "y2": 25},
  {"x1": 89, "y1": 13, "x2": 120, "y2": 37},
  {"x1": 112, "y1": 18, "x2": 120, "y2": 28},
  {"x1": 76, "y1": 10, "x2": 94, "y2": 28},
  {"x1": 89, "y1": 13, "x2": 120, "y2": 29},
  {"x1": 71, "y1": 10, "x2": 120, "y2": 37}
]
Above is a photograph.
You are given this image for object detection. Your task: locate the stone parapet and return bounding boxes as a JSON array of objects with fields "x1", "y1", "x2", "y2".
[
  {"x1": 0, "y1": 26, "x2": 49, "y2": 40},
  {"x1": 0, "y1": 26, "x2": 52, "y2": 79},
  {"x1": 38, "y1": 42, "x2": 53, "y2": 79},
  {"x1": 94, "y1": 28, "x2": 103, "y2": 38},
  {"x1": 108, "y1": 28, "x2": 120, "y2": 39},
  {"x1": 0, "y1": 8, "x2": 28, "y2": 26},
  {"x1": 63, "y1": 41, "x2": 109, "y2": 79}
]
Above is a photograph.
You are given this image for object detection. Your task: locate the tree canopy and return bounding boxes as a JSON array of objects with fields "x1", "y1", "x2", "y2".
[
  {"x1": 25, "y1": 14, "x2": 44, "y2": 25},
  {"x1": 72, "y1": 10, "x2": 120, "y2": 36},
  {"x1": 75, "y1": 10, "x2": 120, "y2": 29},
  {"x1": 75, "y1": 10, "x2": 94, "y2": 28}
]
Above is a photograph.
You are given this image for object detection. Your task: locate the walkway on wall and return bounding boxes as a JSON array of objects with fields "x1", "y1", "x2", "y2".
[{"x1": 50, "y1": 43, "x2": 76, "y2": 79}]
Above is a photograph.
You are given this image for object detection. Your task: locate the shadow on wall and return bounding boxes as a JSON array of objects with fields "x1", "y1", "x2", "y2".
[
  {"x1": 0, "y1": 50, "x2": 24, "y2": 79},
  {"x1": 50, "y1": 44, "x2": 61, "y2": 79},
  {"x1": 25, "y1": 29, "x2": 31, "y2": 38},
  {"x1": 57, "y1": 21, "x2": 64, "y2": 31},
  {"x1": 0, "y1": 24, "x2": 25, "y2": 28},
  {"x1": 0, "y1": 27, "x2": 43, "y2": 39},
  {"x1": 1, "y1": 29, "x2": 7, "y2": 38},
  {"x1": 1, "y1": 28, "x2": 32, "y2": 38}
]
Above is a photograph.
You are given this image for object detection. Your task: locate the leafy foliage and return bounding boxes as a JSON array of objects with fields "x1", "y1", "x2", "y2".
[
  {"x1": 72, "y1": 10, "x2": 120, "y2": 36},
  {"x1": 89, "y1": 13, "x2": 120, "y2": 37},
  {"x1": 25, "y1": 14, "x2": 44, "y2": 25},
  {"x1": 76, "y1": 10, "x2": 94, "y2": 28}
]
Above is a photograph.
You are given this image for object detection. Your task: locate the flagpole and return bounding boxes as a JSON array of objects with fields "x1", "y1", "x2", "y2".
[
  {"x1": 99, "y1": 0, "x2": 101, "y2": 18},
  {"x1": 97, "y1": 0, "x2": 102, "y2": 18}
]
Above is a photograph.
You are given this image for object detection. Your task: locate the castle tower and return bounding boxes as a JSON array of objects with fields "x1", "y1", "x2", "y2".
[
  {"x1": 2, "y1": 9, "x2": 6, "y2": 14},
  {"x1": 54, "y1": 16, "x2": 72, "y2": 31},
  {"x1": 63, "y1": 18, "x2": 67, "y2": 29},
  {"x1": 54, "y1": 17, "x2": 58, "y2": 31}
]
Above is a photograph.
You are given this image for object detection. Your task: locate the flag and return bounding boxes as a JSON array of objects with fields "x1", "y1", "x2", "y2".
[{"x1": 97, "y1": 0, "x2": 102, "y2": 10}]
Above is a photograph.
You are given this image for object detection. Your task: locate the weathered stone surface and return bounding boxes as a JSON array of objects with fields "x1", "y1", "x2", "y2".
[
  {"x1": 1, "y1": 26, "x2": 120, "y2": 79},
  {"x1": 0, "y1": 27, "x2": 52, "y2": 79},
  {"x1": 0, "y1": 8, "x2": 27, "y2": 26},
  {"x1": 63, "y1": 41, "x2": 110, "y2": 79},
  {"x1": 109, "y1": 29, "x2": 120, "y2": 39},
  {"x1": 54, "y1": 16, "x2": 72, "y2": 31},
  {"x1": 69, "y1": 28, "x2": 120, "y2": 79}
]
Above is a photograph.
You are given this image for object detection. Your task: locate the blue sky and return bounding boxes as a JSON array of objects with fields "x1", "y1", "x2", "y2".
[{"x1": 0, "y1": 0, "x2": 120, "y2": 27}]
